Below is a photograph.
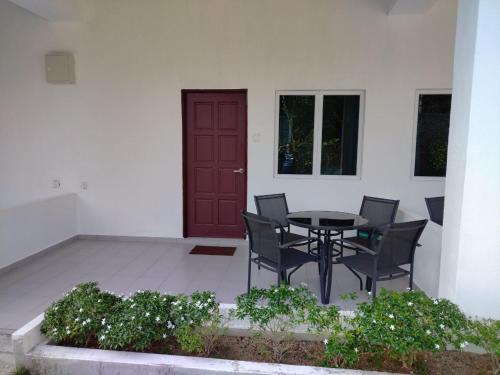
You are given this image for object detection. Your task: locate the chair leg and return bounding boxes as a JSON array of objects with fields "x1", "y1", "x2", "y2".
[
  {"x1": 247, "y1": 253, "x2": 252, "y2": 294},
  {"x1": 365, "y1": 277, "x2": 372, "y2": 292},
  {"x1": 409, "y1": 263, "x2": 414, "y2": 290},
  {"x1": 371, "y1": 279, "x2": 377, "y2": 299},
  {"x1": 277, "y1": 270, "x2": 282, "y2": 286}
]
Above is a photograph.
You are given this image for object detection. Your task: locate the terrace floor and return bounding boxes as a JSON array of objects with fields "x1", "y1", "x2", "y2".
[{"x1": 0, "y1": 238, "x2": 410, "y2": 333}]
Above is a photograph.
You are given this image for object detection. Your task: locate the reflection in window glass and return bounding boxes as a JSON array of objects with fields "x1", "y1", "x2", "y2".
[
  {"x1": 414, "y1": 94, "x2": 451, "y2": 177},
  {"x1": 321, "y1": 95, "x2": 360, "y2": 175},
  {"x1": 277, "y1": 95, "x2": 315, "y2": 175}
]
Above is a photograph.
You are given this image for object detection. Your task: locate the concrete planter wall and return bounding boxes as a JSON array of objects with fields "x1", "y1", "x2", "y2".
[{"x1": 12, "y1": 306, "x2": 396, "y2": 375}]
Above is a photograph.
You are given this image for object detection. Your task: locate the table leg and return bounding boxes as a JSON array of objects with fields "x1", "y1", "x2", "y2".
[{"x1": 319, "y1": 230, "x2": 333, "y2": 304}]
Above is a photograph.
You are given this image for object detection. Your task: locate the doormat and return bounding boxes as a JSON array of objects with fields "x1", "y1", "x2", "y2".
[{"x1": 189, "y1": 245, "x2": 236, "y2": 256}]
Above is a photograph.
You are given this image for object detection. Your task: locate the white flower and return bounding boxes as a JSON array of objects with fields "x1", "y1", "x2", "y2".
[
  {"x1": 372, "y1": 319, "x2": 377, "y2": 324},
  {"x1": 367, "y1": 291, "x2": 372, "y2": 295},
  {"x1": 433, "y1": 299, "x2": 439, "y2": 305},
  {"x1": 79, "y1": 308, "x2": 83, "y2": 313},
  {"x1": 435, "y1": 344, "x2": 440, "y2": 350},
  {"x1": 119, "y1": 323, "x2": 123, "y2": 327},
  {"x1": 426, "y1": 330, "x2": 432, "y2": 335},
  {"x1": 406, "y1": 287, "x2": 411, "y2": 291},
  {"x1": 82, "y1": 321, "x2": 87, "y2": 326},
  {"x1": 407, "y1": 302, "x2": 413, "y2": 306},
  {"x1": 86, "y1": 318, "x2": 91, "y2": 323},
  {"x1": 66, "y1": 330, "x2": 70, "y2": 335},
  {"x1": 100, "y1": 335, "x2": 105, "y2": 340},
  {"x1": 156, "y1": 316, "x2": 160, "y2": 322},
  {"x1": 354, "y1": 348, "x2": 358, "y2": 353},
  {"x1": 54, "y1": 306, "x2": 58, "y2": 311},
  {"x1": 101, "y1": 318, "x2": 106, "y2": 325},
  {"x1": 66, "y1": 326, "x2": 69, "y2": 329},
  {"x1": 131, "y1": 303, "x2": 136, "y2": 308},
  {"x1": 389, "y1": 325, "x2": 395, "y2": 331},
  {"x1": 439, "y1": 324, "x2": 445, "y2": 329},
  {"x1": 145, "y1": 312, "x2": 150, "y2": 317},
  {"x1": 75, "y1": 317, "x2": 80, "y2": 322},
  {"x1": 388, "y1": 314, "x2": 394, "y2": 319},
  {"x1": 138, "y1": 326, "x2": 142, "y2": 331},
  {"x1": 107, "y1": 325, "x2": 111, "y2": 330},
  {"x1": 162, "y1": 334, "x2": 167, "y2": 339},
  {"x1": 131, "y1": 316, "x2": 135, "y2": 320},
  {"x1": 53, "y1": 328, "x2": 57, "y2": 332},
  {"x1": 288, "y1": 287, "x2": 295, "y2": 292},
  {"x1": 460, "y1": 341, "x2": 468, "y2": 348},
  {"x1": 97, "y1": 299, "x2": 101, "y2": 303},
  {"x1": 323, "y1": 339, "x2": 328, "y2": 345}
]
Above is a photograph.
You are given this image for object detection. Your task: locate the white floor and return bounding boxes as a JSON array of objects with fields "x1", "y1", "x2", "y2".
[{"x1": 0, "y1": 238, "x2": 410, "y2": 332}]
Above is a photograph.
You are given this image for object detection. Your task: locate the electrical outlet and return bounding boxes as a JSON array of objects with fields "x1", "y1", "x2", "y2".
[
  {"x1": 52, "y1": 179, "x2": 61, "y2": 189},
  {"x1": 81, "y1": 181, "x2": 88, "y2": 190}
]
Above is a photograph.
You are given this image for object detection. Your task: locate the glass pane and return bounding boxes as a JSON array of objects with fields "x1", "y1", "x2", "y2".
[
  {"x1": 321, "y1": 95, "x2": 360, "y2": 175},
  {"x1": 277, "y1": 95, "x2": 315, "y2": 174},
  {"x1": 414, "y1": 94, "x2": 451, "y2": 177}
]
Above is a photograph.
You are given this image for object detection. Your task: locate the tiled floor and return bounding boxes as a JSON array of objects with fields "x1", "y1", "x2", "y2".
[{"x1": 0, "y1": 238, "x2": 410, "y2": 332}]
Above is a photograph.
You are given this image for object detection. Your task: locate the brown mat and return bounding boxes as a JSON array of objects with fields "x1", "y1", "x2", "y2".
[{"x1": 189, "y1": 245, "x2": 236, "y2": 256}]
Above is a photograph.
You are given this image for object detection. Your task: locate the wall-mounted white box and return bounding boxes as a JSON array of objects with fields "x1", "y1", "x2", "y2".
[{"x1": 45, "y1": 52, "x2": 75, "y2": 84}]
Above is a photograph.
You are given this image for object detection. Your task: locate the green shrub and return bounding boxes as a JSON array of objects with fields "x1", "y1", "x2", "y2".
[
  {"x1": 41, "y1": 282, "x2": 121, "y2": 346},
  {"x1": 467, "y1": 319, "x2": 500, "y2": 375},
  {"x1": 170, "y1": 291, "x2": 220, "y2": 354},
  {"x1": 235, "y1": 283, "x2": 318, "y2": 362},
  {"x1": 98, "y1": 290, "x2": 176, "y2": 351},
  {"x1": 330, "y1": 289, "x2": 470, "y2": 368}
]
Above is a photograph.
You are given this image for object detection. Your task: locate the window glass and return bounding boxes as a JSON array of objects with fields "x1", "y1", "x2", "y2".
[
  {"x1": 321, "y1": 95, "x2": 360, "y2": 175},
  {"x1": 414, "y1": 94, "x2": 451, "y2": 177},
  {"x1": 277, "y1": 95, "x2": 315, "y2": 175}
]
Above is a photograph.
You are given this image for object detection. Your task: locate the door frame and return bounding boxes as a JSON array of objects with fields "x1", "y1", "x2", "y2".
[{"x1": 181, "y1": 89, "x2": 248, "y2": 238}]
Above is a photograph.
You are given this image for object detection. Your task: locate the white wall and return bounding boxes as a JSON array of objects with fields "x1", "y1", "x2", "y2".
[
  {"x1": 0, "y1": 194, "x2": 78, "y2": 270},
  {"x1": 0, "y1": 0, "x2": 457, "y2": 238},
  {"x1": 439, "y1": 0, "x2": 500, "y2": 319}
]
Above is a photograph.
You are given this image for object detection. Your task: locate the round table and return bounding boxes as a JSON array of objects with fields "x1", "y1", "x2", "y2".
[{"x1": 287, "y1": 211, "x2": 369, "y2": 304}]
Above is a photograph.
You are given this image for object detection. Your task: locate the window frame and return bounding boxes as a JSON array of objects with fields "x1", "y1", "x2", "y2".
[
  {"x1": 273, "y1": 90, "x2": 365, "y2": 180},
  {"x1": 410, "y1": 89, "x2": 452, "y2": 181}
]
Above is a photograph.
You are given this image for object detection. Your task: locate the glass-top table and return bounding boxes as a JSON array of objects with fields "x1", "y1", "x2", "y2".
[{"x1": 287, "y1": 211, "x2": 369, "y2": 304}]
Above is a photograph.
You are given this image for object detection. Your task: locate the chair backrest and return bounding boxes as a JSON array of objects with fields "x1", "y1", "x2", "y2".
[
  {"x1": 425, "y1": 196, "x2": 444, "y2": 226},
  {"x1": 359, "y1": 196, "x2": 399, "y2": 228},
  {"x1": 241, "y1": 211, "x2": 281, "y2": 264},
  {"x1": 254, "y1": 193, "x2": 290, "y2": 228},
  {"x1": 375, "y1": 220, "x2": 428, "y2": 269}
]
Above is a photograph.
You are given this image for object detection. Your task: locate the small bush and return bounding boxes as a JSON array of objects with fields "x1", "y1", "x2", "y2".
[
  {"x1": 235, "y1": 283, "x2": 317, "y2": 362},
  {"x1": 329, "y1": 289, "x2": 470, "y2": 368},
  {"x1": 98, "y1": 290, "x2": 176, "y2": 351},
  {"x1": 170, "y1": 291, "x2": 220, "y2": 354},
  {"x1": 41, "y1": 282, "x2": 121, "y2": 346},
  {"x1": 467, "y1": 319, "x2": 500, "y2": 375},
  {"x1": 11, "y1": 368, "x2": 31, "y2": 375}
]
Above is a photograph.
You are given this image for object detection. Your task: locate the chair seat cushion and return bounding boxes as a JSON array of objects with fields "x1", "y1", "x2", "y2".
[
  {"x1": 259, "y1": 248, "x2": 316, "y2": 269},
  {"x1": 338, "y1": 254, "x2": 406, "y2": 277}
]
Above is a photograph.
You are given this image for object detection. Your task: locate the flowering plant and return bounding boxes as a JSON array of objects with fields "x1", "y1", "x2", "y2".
[
  {"x1": 235, "y1": 283, "x2": 317, "y2": 362},
  {"x1": 170, "y1": 291, "x2": 221, "y2": 354},
  {"x1": 98, "y1": 290, "x2": 176, "y2": 351},
  {"x1": 328, "y1": 289, "x2": 470, "y2": 368},
  {"x1": 41, "y1": 282, "x2": 121, "y2": 346}
]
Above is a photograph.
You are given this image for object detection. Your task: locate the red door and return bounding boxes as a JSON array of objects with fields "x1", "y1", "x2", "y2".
[{"x1": 183, "y1": 90, "x2": 247, "y2": 238}]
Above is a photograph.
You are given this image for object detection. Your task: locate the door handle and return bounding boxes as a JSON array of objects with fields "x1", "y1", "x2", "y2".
[{"x1": 232, "y1": 168, "x2": 245, "y2": 174}]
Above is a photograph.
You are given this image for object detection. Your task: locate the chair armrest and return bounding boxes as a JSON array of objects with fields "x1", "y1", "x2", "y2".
[{"x1": 334, "y1": 238, "x2": 377, "y2": 255}]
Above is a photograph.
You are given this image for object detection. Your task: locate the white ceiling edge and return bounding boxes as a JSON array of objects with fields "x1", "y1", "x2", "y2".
[
  {"x1": 387, "y1": 0, "x2": 438, "y2": 15},
  {"x1": 8, "y1": 0, "x2": 82, "y2": 21}
]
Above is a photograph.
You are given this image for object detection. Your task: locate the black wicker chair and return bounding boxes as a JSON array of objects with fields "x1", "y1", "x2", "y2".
[
  {"x1": 335, "y1": 219, "x2": 428, "y2": 298},
  {"x1": 339, "y1": 196, "x2": 400, "y2": 256},
  {"x1": 254, "y1": 193, "x2": 318, "y2": 253},
  {"x1": 425, "y1": 196, "x2": 444, "y2": 226},
  {"x1": 241, "y1": 211, "x2": 317, "y2": 293}
]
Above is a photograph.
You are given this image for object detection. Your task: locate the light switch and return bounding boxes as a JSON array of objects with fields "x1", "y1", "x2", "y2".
[{"x1": 45, "y1": 52, "x2": 75, "y2": 84}]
